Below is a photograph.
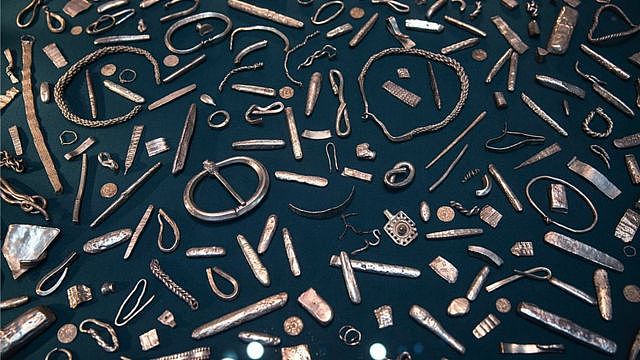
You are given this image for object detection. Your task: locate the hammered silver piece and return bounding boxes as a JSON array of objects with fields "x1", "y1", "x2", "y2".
[
  {"x1": 511, "y1": 241, "x2": 534, "y2": 256},
  {"x1": 374, "y1": 305, "x2": 394, "y2": 328},
  {"x1": 546, "y1": 6, "x2": 578, "y2": 55},
  {"x1": 409, "y1": 305, "x2": 465, "y2": 354},
  {"x1": 2, "y1": 224, "x2": 61, "y2": 279},
  {"x1": 341, "y1": 167, "x2": 373, "y2": 182},
  {"x1": 567, "y1": 157, "x2": 621, "y2": 200},
  {"x1": 472, "y1": 314, "x2": 501, "y2": 339},
  {"x1": 381, "y1": 80, "x2": 421, "y2": 107},
  {"x1": 42, "y1": 43, "x2": 68, "y2": 68},
  {"x1": 614, "y1": 209, "x2": 640, "y2": 243},
  {"x1": 625, "y1": 154, "x2": 640, "y2": 184},
  {"x1": 479, "y1": 205, "x2": 502, "y2": 228},
  {"x1": 544, "y1": 231, "x2": 624, "y2": 272},
  {"x1": 593, "y1": 269, "x2": 612, "y2": 321},
  {"x1": 355, "y1": 143, "x2": 376, "y2": 160},
  {"x1": 549, "y1": 183, "x2": 569, "y2": 213},
  {"x1": 67, "y1": 284, "x2": 92, "y2": 308},
  {"x1": 145, "y1": 138, "x2": 170, "y2": 157},
  {"x1": 429, "y1": 256, "x2": 458, "y2": 284},
  {"x1": 139, "y1": 328, "x2": 159, "y2": 351}
]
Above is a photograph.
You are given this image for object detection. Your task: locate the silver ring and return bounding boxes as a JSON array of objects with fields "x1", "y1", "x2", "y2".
[
  {"x1": 338, "y1": 325, "x2": 361, "y2": 346},
  {"x1": 183, "y1": 157, "x2": 270, "y2": 222},
  {"x1": 311, "y1": 0, "x2": 344, "y2": 25},
  {"x1": 208, "y1": 110, "x2": 230, "y2": 128},
  {"x1": 118, "y1": 68, "x2": 137, "y2": 83},
  {"x1": 59, "y1": 130, "x2": 78, "y2": 145},
  {"x1": 45, "y1": 348, "x2": 73, "y2": 360},
  {"x1": 624, "y1": 245, "x2": 637, "y2": 257}
]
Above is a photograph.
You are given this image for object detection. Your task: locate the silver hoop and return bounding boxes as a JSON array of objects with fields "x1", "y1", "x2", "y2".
[
  {"x1": 59, "y1": 130, "x2": 78, "y2": 145},
  {"x1": 624, "y1": 245, "x2": 636, "y2": 257},
  {"x1": 525, "y1": 175, "x2": 598, "y2": 233},
  {"x1": 338, "y1": 325, "x2": 361, "y2": 346},
  {"x1": 45, "y1": 347, "x2": 73, "y2": 360},
  {"x1": 208, "y1": 110, "x2": 230, "y2": 129},
  {"x1": 118, "y1": 68, "x2": 136, "y2": 83}
]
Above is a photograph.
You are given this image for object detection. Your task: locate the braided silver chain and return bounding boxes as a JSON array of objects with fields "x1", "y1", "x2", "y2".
[{"x1": 150, "y1": 258, "x2": 199, "y2": 310}]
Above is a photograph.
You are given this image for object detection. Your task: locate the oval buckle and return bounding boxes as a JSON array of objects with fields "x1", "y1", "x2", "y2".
[{"x1": 183, "y1": 156, "x2": 269, "y2": 221}]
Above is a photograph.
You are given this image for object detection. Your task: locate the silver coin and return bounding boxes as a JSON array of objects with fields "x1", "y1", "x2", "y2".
[
  {"x1": 495, "y1": 298, "x2": 511, "y2": 313},
  {"x1": 70, "y1": 26, "x2": 83, "y2": 35},
  {"x1": 100, "y1": 64, "x2": 117, "y2": 77},
  {"x1": 279, "y1": 86, "x2": 295, "y2": 99},
  {"x1": 471, "y1": 49, "x2": 488, "y2": 62},
  {"x1": 283, "y1": 316, "x2": 304, "y2": 336},
  {"x1": 163, "y1": 54, "x2": 179, "y2": 68},
  {"x1": 100, "y1": 183, "x2": 118, "y2": 198},
  {"x1": 623, "y1": 284, "x2": 640, "y2": 303},
  {"x1": 436, "y1": 206, "x2": 455, "y2": 222},
  {"x1": 57, "y1": 323, "x2": 78, "y2": 344}
]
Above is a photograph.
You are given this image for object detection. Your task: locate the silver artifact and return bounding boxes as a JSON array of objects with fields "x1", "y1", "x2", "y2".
[
  {"x1": 544, "y1": 231, "x2": 623, "y2": 272},
  {"x1": 114, "y1": 279, "x2": 155, "y2": 326},
  {"x1": 157, "y1": 209, "x2": 180, "y2": 253},
  {"x1": 614, "y1": 209, "x2": 639, "y2": 243},
  {"x1": 567, "y1": 157, "x2": 620, "y2": 200},
  {"x1": 339, "y1": 251, "x2": 361, "y2": 304},
  {"x1": 329, "y1": 255, "x2": 421, "y2": 278},
  {"x1": 83, "y1": 228, "x2": 132, "y2": 254},
  {"x1": 425, "y1": 228, "x2": 484, "y2": 240},
  {"x1": 298, "y1": 288, "x2": 333, "y2": 326},
  {"x1": 549, "y1": 183, "x2": 569, "y2": 213},
  {"x1": 150, "y1": 258, "x2": 199, "y2": 310},
  {"x1": 2, "y1": 224, "x2": 60, "y2": 279},
  {"x1": 491, "y1": 16, "x2": 528, "y2": 54},
  {"x1": 488, "y1": 163, "x2": 523, "y2": 212},
  {"x1": 409, "y1": 305, "x2": 465, "y2": 354},
  {"x1": 429, "y1": 256, "x2": 458, "y2": 284},
  {"x1": 275, "y1": 171, "x2": 328, "y2": 188},
  {"x1": 499, "y1": 343, "x2": 564, "y2": 354},
  {"x1": 546, "y1": 6, "x2": 578, "y2": 55},
  {"x1": 78, "y1": 318, "x2": 119, "y2": 352},
  {"x1": 467, "y1": 245, "x2": 504, "y2": 267},
  {"x1": 237, "y1": 234, "x2": 270, "y2": 286},
  {"x1": 282, "y1": 228, "x2": 301, "y2": 277},
  {"x1": 238, "y1": 331, "x2": 280, "y2": 346},
  {"x1": 383, "y1": 209, "x2": 418, "y2": 246},
  {"x1": 511, "y1": 242, "x2": 534, "y2": 256},
  {"x1": 258, "y1": 214, "x2": 278, "y2": 254},
  {"x1": 67, "y1": 284, "x2": 92, "y2": 308},
  {"x1": 472, "y1": 314, "x2": 500, "y2": 339},
  {"x1": 0, "y1": 306, "x2": 56, "y2": 358},
  {"x1": 172, "y1": 104, "x2": 196, "y2": 175},
  {"x1": 139, "y1": 328, "x2": 159, "y2": 351},
  {"x1": 593, "y1": 269, "x2": 612, "y2": 321},
  {"x1": 520, "y1": 92, "x2": 568, "y2": 137},
  {"x1": 164, "y1": 12, "x2": 232, "y2": 54},
  {"x1": 374, "y1": 305, "x2": 394, "y2": 328}
]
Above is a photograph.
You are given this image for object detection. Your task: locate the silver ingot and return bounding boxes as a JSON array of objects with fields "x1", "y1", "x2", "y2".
[
  {"x1": 0, "y1": 306, "x2": 56, "y2": 358},
  {"x1": 429, "y1": 256, "x2": 458, "y2": 284},
  {"x1": 83, "y1": 228, "x2": 132, "y2": 254},
  {"x1": 298, "y1": 288, "x2": 333, "y2": 326},
  {"x1": 2, "y1": 224, "x2": 61, "y2": 279}
]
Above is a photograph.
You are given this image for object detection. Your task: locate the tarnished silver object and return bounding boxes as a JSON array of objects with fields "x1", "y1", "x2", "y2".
[
  {"x1": 0, "y1": 306, "x2": 56, "y2": 358},
  {"x1": 341, "y1": 167, "x2": 373, "y2": 182},
  {"x1": 479, "y1": 205, "x2": 502, "y2": 228},
  {"x1": 304, "y1": 72, "x2": 322, "y2": 117},
  {"x1": 0, "y1": 87, "x2": 20, "y2": 110},
  {"x1": 97, "y1": 152, "x2": 119, "y2": 172},
  {"x1": 476, "y1": 174, "x2": 492, "y2": 197},
  {"x1": 429, "y1": 256, "x2": 458, "y2": 284},
  {"x1": 57, "y1": 324, "x2": 77, "y2": 344},
  {"x1": 3, "y1": 49, "x2": 19, "y2": 84},
  {"x1": 297, "y1": 45, "x2": 337, "y2": 70},
  {"x1": 447, "y1": 298, "x2": 470, "y2": 317},
  {"x1": 580, "y1": 44, "x2": 630, "y2": 81},
  {"x1": 164, "y1": 12, "x2": 231, "y2": 54},
  {"x1": 2, "y1": 224, "x2": 60, "y2": 279},
  {"x1": 227, "y1": 0, "x2": 302, "y2": 28},
  {"x1": 445, "y1": 15, "x2": 486, "y2": 37},
  {"x1": 163, "y1": 54, "x2": 206, "y2": 83},
  {"x1": 425, "y1": 0, "x2": 446, "y2": 19},
  {"x1": 139, "y1": 328, "x2": 159, "y2": 351},
  {"x1": 339, "y1": 251, "x2": 361, "y2": 304},
  {"x1": 593, "y1": 269, "x2": 612, "y2": 321},
  {"x1": 441, "y1": 37, "x2": 480, "y2": 55},
  {"x1": 326, "y1": 23, "x2": 353, "y2": 38},
  {"x1": 79, "y1": 318, "x2": 119, "y2": 352},
  {"x1": 234, "y1": 40, "x2": 268, "y2": 65},
  {"x1": 329, "y1": 255, "x2": 421, "y2": 278},
  {"x1": 550, "y1": 183, "x2": 569, "y2": 213},
  {"x1": 472, "y1": 314, "x2": 500, "y2": 339},
  {"x1": 582, "y1": 107, "x2": 613, "y2": 138},
  {"x1": 514, "y1": 142, "x2": 562, "y2": 170},
  {"x1": 383, "y1": 209, "x2": 418, "y2": 246},
  {"x1": 124, "y1": 125, "x2": 143, "y2": 175},
  {"x1": 614, "y1": 132, "x2": 640, "y2": 149},
  {"x1": 298, "y1": 288, "x2": 333, "y2": 325},
  {"x1": 355, "y1": 143, "x2": 376, "y2": 160},
  {"x1": 546, "y1": 6, "x2": 578, "y2": 55},
  {"x1": 567, "y1": 157, "x2": 620, "y2": 200},
  {"x1": 67, "y1": 284, "x2": 92, "y2": 308},
  {"x1": 257, "y1": 214, "x2": 278, "y2": 254},
  {"x1": 349, "y1": 12, "x2": 378, "y2": 47},
  {"x1": 615, "y1": 209, "x2": 640, "y2": 243},
  {"x1": 517, "y1": 302, "x2": 616, "y2": 354},
  {"x1": 284, "y1": 107, "x2": 303, "y2": 160},
  {"x1": 544, "y1": 231, "x2": 623, "y2": 272},
  {"x1": 521, "y1": 93, "x2": 568, "y2": 137},
  {"x1": 1, "y1": 178, "x2": 48, "y2": 219},
  {"x1": 329, "y1": 69, "x2": 351, "y2": 137},
  {"x1": 501, "y1": 0, "x2": 518, "y2": 9},
  {"x1": 40, "y1": 82, "x2": 51, "y2": 103},
  {"x1": 575, "y1": 61, "x2": 635, "y2": 118},
  {"x1": 427, "y1": 61, "x2": 441, "y2": 110},
  {"x1": 485, "y1": 48, "x2": 513, "y2": 84},
  {"x1": 100, "y1": 282, "x2": 115, "y2": 295},
  {"x1": 491, "y1": 16, "x2": 528, "y2": 54},
  {"x1": 429, "y1": 144, "x2": 469, "y2": 192},
  {"x1": 426, "y1": 228, "x2": 484, "y2": 240},
  {"x1": 488, "y1": 163, "x2": 523, "y2": 212},
  {"x1": 238, "y1": 331, "x2": 280, "y2": 346},
  {"x1": 150, "y1": 258, "x2": 199, "y2": 310},
  {"x1": 511, "y1": 241, "x2": 534, "y2": 256},
  {"x1": 64, "y1": 137, "x2": 95, "y2": 161},
  {"x1": 535, "y1": 75, "x2": 585, "y2": 98},
  {"x1": 42, "y1": 43, "x2": 67, "y2": 68},
  {"x1": 282, "y1": 228, "x2": 301, "y2": 277},
  {"x1": 409, "y1": 305, "x2": 465, "y2": 354},
  {"x1": 35, "y1": 252, "x2": 77, "y2": 296},
  {"x1": 404, "y1": 19, "x2": 443, "y2": 32},
  {"x1": 311, "y1": 0, "x2": 343, "y2": 25},
  {"x1": 151, "y1": 347, "x2": 211, "y2": 360},
  {"x1": 493, "y1": 91, "x2": 507, "y2": 109},
  {"x1": 467, "y1": 245, "x2": 504, "y2": 267},
  {"x1": 382, "y1": 80, "x2": 421, "y2": 108},
  {"x1": 0, "y1": 296, "x2": 30, "y2": 310},
  {"x1": 419, "y1": 201, "x2": 431, "y2": 222},
  {"x1": 186, "y1": 246, "x2": 225, "y2": 258},
  {"x1": 192, "y1": 292, "x2": 288, "y2": 339},
  {"x1": 500, "y1": 342, "x2": 565, "y2": 354},
  {"x1": 625, "y1": 154, "x2": 640, "y2": 185},
  {"x1": 157, "y1": 310, "x2": 176, "y2": 328},
  {"x1": 384, "y1": 162, "x2": 415, "y2": 189},
  {"x1": 172, "y1": 104, "x2": 197, "y2": 175},
  {"x1": 124, "y1": 204, "x2": 153, "y2": 260},
  {"x1": 145, "y1": 138, "x2": 170, "y2": 157},
  {"x1": 7, "y1": 126, "x2": 23, "y2": 156},
  {"x1": 237, "y1": 234, "x2": 270, "y2": 286},
  {"x1": 386, "y1": 16, "x2": 415, "y2": 48},
  {"x1": 373, "y1": 305, "x2": 393, "y2": 328}
]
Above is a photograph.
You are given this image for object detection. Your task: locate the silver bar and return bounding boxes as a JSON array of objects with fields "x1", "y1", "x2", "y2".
[
  {"x1": 304, "y1": 72, "x2": 322, "y2": 116},
  {"x1": 441, "y1": 37, "x2": 480, "y2": 55},
  {"x1": 163, "y1": 54, "x2": 206, "y2": 83},
  {"x1": 172, "y1": 104, "x2": 197, "y2": 175},
  {"x1": 521, "y1": 92, "x2": 568, "y2": 137},
  {"x1": 97, "y1": 0, "x2": 128, "y2": 13},
  {"x1": 499, "y1": 343, "x2": 565, "y2": 354},
  {"x1": 257, "y1": 214, "x2": 277, "y2": 254},
  {"x1": 42, "y1": 43, "x2": 67, "y2": 68},
  {"x1": 237, "y1": 331, "x2": 280, "y2": 346},
  {"x1": 64, "y1": 137, "x2": 96, "y2": 160},
  {"x1": 425, "y1": 228, "x2": 484, "y2": 240},
  {"x1": 145, "y1": 138, "x2": 169, "y2": 157},
  {"x1": 339, "y1": 251, "x2": 361, "y2": 304},
  {"x1": 549, "y1": 183, "x2": 569, "y2": 213},
  {"x1": 185, "y1": 246, "x2": 226, "y2": 258},
  {"x1": 514, "y1": 142, "x2": 562, "y2": 170},
  {"x1": 544, "y1": 231, "x2": 624, "y2": 272},
  {"x1": 535, "y1": 75, "x2": 585, "y2": 99},
  {"x1": 232, "y1": 139, "x2": 286, "y2": 150},
  {"x1": 382, "y1": 80, "x2": 421, "y2": 107},
  {"x1": 425, "y1": 111, "x2": 487, "y2": 169},
  {"x1": 488, "y1": 163, "x2": 523, "y2": 212},
  {"x1": 614, "y1": 208, "x2": 640, "y2": 243},
  {"x1": 192, "y1": 292, "x2": 288, "y2": 339},
  {"x1": 405, "y1": 19, "x2": 443, "y2": 33},
  {"x1": 466, "y1": 266, "x2": 490, "y2": 301},
  {"x1": 491, "y1": 16, "x2": 529, "y2": 54},
  {"x1": 326, "y1": 23, "x2": 353, "y2": 39},
  {"x1": 409, "y1": 305, "x2": 465, "y2": 354},
  {"x1": 546, "y1": 6, "x2": 578, "y2": 55},
  {"x1": 285, "y1": 107, "x2": 303, "y2": 160},
  {"x1": 124, "y1": 125, "x2": 144, "y2": 175},
  {"x1": 548, "y1": 277, "x2": 596, "y2": 305},
  {"x1": 507, "y1": 51, "x2": 518, "y2": 92},
  {"x1": 85, "y1": 70, "x2": 97, "y2": 119},
  {"x1": 83, "y1": 228, "x2": 132, "y2": 254},
  {"x1": 148, "y1": 84, "x2": 197, "y2": 111},
  {"x1": 517, "y1": 302, "x2": 616, "y2": 354},
  {"x1": 567, "y1": 157, "x2": 621, "y2": 199},
  {"x1": 485, "y1": 48, "x2": 513, "y2": 84},
  {"x1": 341, "y1": 167, "x2": 373, "y2": 182},
  {"x1": 93, "y1": 34, "x2": 150, "y2": 45},
  {"x1": 625, "y1": 154, "x2": 640, "y2": 185},
  {"x1": 227, "y1": 0, "x2": 304, "y2": 28},
  {"x1": 429, "y1": 144, "x2": 468, "y2": 192},
  {"x1": 274, "y1": 171, "x2": 328, "y2": 187},
  {"x1": 467, "y1": 245, "x2": 504, "y2": 267},
  {"x1": 426, "y1": 0, "x2": 447, "y2": 19},
  {"x1": 593, "y1": 269, "x2": 612, "y2": 321},
  {"x1": 237, "y1": 234, "x2": 270, "y2": 286},
  {"x1": 7, "y1": 126, "x2": 23, "y2": 156},
  {"x1": 349, "y1": 13, "x2": 378, "y2": 48},
  {"x1": 614, "y1": 132, "x2": 640, "y2": 149},
  {"x1": 329, "y1": 255, "x2": 421, "y2": 278},
  {"x1": 103, "y1": 80, "x2": 144, "y2": 103},
  {"x1": 0, "y1": 306, "x2": 56, "y2": 357},
  {"x1": 124, "y1": 204, "x2": 154, "y2": 260},
  {"x1": 0, "y1": 296, "x2": 29, "y2": 310},
  {"x1": 282, "y1": 228, "x2": 301, "y2": 277},
  {"x1": 444, "y1": 15, "x2": 487, "y2": 37},
  {"x1": 580, "y1": 44, "x2": 630, "y2": 81},
  {"x1": 301, "y1": 129, "x2": 332, "y2": 140}
]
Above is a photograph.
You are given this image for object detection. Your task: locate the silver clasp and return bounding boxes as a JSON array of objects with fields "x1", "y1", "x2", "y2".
[
  {"x1": 244, "y1": 101, "x2": 285, "y2": 125},
  {"x1": 164, "y1": 12, "x2": 232, "y2": 55},
  {"x1": 183, "y1": 157, "x2": 270, "y2": 222}
]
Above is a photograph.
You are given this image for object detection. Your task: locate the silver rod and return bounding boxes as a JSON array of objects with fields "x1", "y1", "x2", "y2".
[
  {"x1": 329, "y1": 255, "x2": 421, "y2": 278},
  {"x1": 163, "y1": 54, "x2": 206, "y2": 83}
]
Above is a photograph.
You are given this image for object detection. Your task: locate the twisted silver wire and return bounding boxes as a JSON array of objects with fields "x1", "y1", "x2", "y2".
[
  {"x1": 449, "y1": 201, "x2": 480, "y2": 216},
  {"x1": 150, "y1": 258, "x2": 199, "y2": 310}
]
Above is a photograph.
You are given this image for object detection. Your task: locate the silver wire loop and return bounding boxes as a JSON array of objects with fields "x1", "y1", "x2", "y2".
[
  {"x1": 164, "y1": 12, "x2": 232, "y2": 54},
  {"x1": 16, "y1": 0, "x2": 42, "y2": 28},
  {"x1": 206, "y1": 266, "x2": 239, "y2": 301},
  {"x1": 59, "y1": 130, "x2": 78, "y2": 145},
  {"x1": 86, "y1": 9, "x2": 136, "y2": 35},
  {"x1": 114, "y1": 278, "x2": 155, "y2": 327},
  {"x1": 338, "y1": 325, "x2": 362, "y2": 346},
  {"x1": 325, "y1": 142, "x2": 339, "y2": 173},
  {"x1": 35, "y1": 252, "x2": 78, "y2": 296},
  {"x1": 311, "y1": 1, "x2": 344, "y2": 25},
  {"x1": 0, "y1": 177, "x2": 49, "y2": 220},
  {"x1": 208, "y1": 110, "x2": 230, "y2": 128},
  {"x1": 43, "y1": 6, "x2": 66, "y2": 33},
  {"x1": 79, "y1": 318, "x2": 120, "y2": 352},
  {"x1": 329, "y1": 69, "x2": 351, "y2": 138},
  {"x1": 157, "y1": 208, "x2": 180, "y2": 253},
  {"x1": 244, "y1": 101, "x2": 284, "y2": 125},
  {"x1": 45, "y1": 347, "x2": 73, "y2": 360},
  {"x1": 383, "y1": 161, "x2": 415, "y2": 189},
  {"x1": 118, "y1": 69, "x2": 137, "y2": 83}
]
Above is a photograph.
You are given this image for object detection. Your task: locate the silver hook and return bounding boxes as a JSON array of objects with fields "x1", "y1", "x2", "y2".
[
  {"x1": 351, "y1": 229, "x2": 382, "y2": 255},
  {"x1": 329, "y1": 69, "x2": 351, "y2": 137},
  {"x1": 325, "y1": 142, "x2": 339, "y2": 173},
  {"x1": 574, "y1": 61, "x2": 606, "y2": 86},
  {"x1": 43, "y1": 5, "x2": 66, "y2": 33},
  {"x1": 244, "y1": 101, "x2": 285, "y2": 125},
  {"x1": 16, "y1": 0, "x2": 42, "y2": 28},
  {"x1": 298, "y1": 45, "x2": 337, "y2": 70}
]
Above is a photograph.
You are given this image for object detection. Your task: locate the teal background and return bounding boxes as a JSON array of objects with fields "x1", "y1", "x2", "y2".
[{"x1": 1, "y1": 0, "x2": 639, "y2": 359}]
